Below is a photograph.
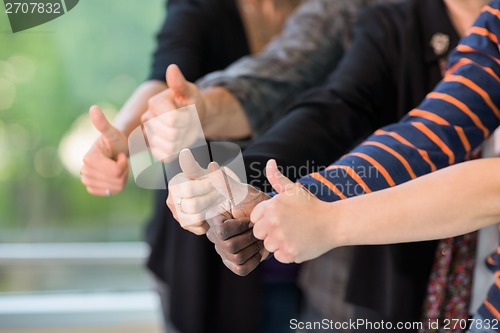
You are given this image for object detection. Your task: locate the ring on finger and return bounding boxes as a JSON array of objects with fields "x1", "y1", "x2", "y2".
[{"x1": 177, "y1": 198, "x2": 186, "y2": 214}]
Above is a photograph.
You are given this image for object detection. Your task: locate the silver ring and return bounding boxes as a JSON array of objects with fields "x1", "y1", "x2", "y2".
[
  {"x1": 177, "y1": 198, "x2": 186, "y2": 214},
  {"x1": 105, "y1": 188, "x2": 112, "y2": 197}
]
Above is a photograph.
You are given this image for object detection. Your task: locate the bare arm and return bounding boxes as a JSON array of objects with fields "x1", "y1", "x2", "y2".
[
  {"x1": 113, "y1": 80, "x2": 167, "y2": 137},
  {"x1": 80, "y1": 80, "x2": 166, "y2": 196},
  {"x1": 251, "y1": 158, "x2": 500, "y2": 264},
  {"x1": 200, "y1": 86, "x2": 252, "y2": 138},
  {"x1": 333, "y1": 158, "x2": 500, "y2": 247},
  {"x1": 197, "y1": 0, "x2": 380, "y2": 135}
]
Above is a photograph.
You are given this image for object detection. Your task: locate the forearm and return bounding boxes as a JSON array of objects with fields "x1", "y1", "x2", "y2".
[
  {"x1": 113, "y1": 80, "x2": 167, "y2": 137},
  {"x1": 201, "y1": 86, "x2": 252, "y2": 138},
  {"x1": 332, "y1": 158, "x2": 500, "y2": 247},
  {"x1": 197, "y1": 0, "x2": 358, "y2": 135},
  {"x1": 298, "y1": 5, "x2": 500, "y2": 202}
]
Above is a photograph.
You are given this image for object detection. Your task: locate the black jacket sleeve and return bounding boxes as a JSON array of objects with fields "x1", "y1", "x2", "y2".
[
  {"x1": 243, "y1": 4, "x2": 405, "y2": 189},
  {"x1": 148, "y1": 0, "x2": 208, "y2": 82},
  {"x1": 148, "y1": 0, "x2": 249, "y2": 83}
]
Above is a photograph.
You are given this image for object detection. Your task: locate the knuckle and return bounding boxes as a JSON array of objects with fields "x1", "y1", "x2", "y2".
[
  {"x1": 233, "y1": 265, "x2": 248, "y2": 277},
  {"x1": 225, "y1": 239, "x2": 245, "y2": 254},
  {"x1": 206, "y1": 214, "x2": 223, "y2": 228},
  {"x1": 181, "y1": 184, "x2": 194, "y2": 198},
  {"x1": 214, "y1": 225, "x2": 227, "y2": 240},
  {"x1": 82, "y1": 155, "x2": 91, "y2": 165},
  {"x1": 190, "y1": 199, "x2": 203, "y2": 213},
  {"x1": 180, "y1": 220, "x2": 196, "y2": 230},
  {"x1": 186, "y1": 200, "x2": 202, "y2": 214},
  {"x1": 214, "y1": 244, "x2": 225, "y2": 258},
  {"x1": 183, "y1": 224, "x2": 203, "y2": 235},
  {"x1": 252, "y1": 224, "x2": 263, "y2": 240},
  {"x1": 269, "y1": 214, "x2": 280, "y2": 227},
  {"x1": 193, "y1": 213, "x2": 206, "y2": 223},
  {"x1": 147, "y1": 95, "x2": 160, "y2": 110},
  {"x1": 255, "y1": 240, "x2": 265, "y2": 252},
  {"x1": 217, "y1": 239, "x2": 234, "y2": 254},
  {"x1": 226, "y1": 241, "x2": 240, "y2": 254},
  {"x1": 275, "y1": 252, "x2": 289, "y2": 264},
  {"x1": 166, "y1": 198, "x2": 175, "y2": 211},
  {"x1": 147, "y1": 99, "x2": 154, "y2": 110},
  {"x1": 231, "y1": 254, "x2": 243, "y2": 265},
  {"x1": 206, "y1": 229, "x2": 215, "y2": 244},
  {"x1": 191, "y1": 227, "x2": 205, "y2": 236},
  {"x1": 112, "y1": 167, "x2": 122, "y2": 179},
  {"x1": 232, "y1": 252, "x2": 247, "y2": 265},
  {"x1": 282, "y1": 246, "x2": 297, "y2": 262}
]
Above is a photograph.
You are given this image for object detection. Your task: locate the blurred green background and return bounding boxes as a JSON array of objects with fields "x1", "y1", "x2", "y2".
[{"x1": 0, "y1": 0, "x2": 165, "y2": 243}]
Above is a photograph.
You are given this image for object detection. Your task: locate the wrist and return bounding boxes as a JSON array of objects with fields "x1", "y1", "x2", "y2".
[
  {"x1": 325, "y1": 199, "x2": 352, "y2": 249},
  {"x1": 199, "y1": 87, "x2": 220, "y2": 128},
  {"x1": 201, "y1": 86, "x2": 252, "y2": 138},
  {"x1": 113, "y1": 80, "x2": 167, "y2": 137}
]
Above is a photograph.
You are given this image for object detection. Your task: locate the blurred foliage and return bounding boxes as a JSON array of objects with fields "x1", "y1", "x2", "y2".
[{"x1": 0, "y1": 0, "x2": 166, "y2": 242}]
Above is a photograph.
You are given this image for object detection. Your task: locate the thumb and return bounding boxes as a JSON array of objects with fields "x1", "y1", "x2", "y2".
[
  {"x1": 89, "y1": 105, "x2": 115, "y2": 139},
  {"x1": 250, "y1": 199, "x2": 269, "y2": 227},
  {"x1": 266, "y1": 159, "x2": 294, "y2": 194},
  {"x1": 208, "y1": 161, "x2": 248, "y2": 205},
  {"x1": 179, "y1": 149, "x2": 207, "y2": 179},
  {"x1": 116, "y1": 153, "x2": 128, "y2": 172},
  {"x1": 166, "y1": 64, "x2": 191, "y2": 101}
]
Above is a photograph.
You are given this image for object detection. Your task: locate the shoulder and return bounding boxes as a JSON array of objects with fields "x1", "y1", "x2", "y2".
[
  {"x1": 164, "y1": 0, "x2": 238, "y2": 24},
  {"x1": 358, "y1": 1, "x2": 409, "y2": 29},
  {"x1": 165, "y1": 0, "x2": 234, "y2": 14},
  {"x1": 167, "y1": 0, "x2": 235, "y2": 10},
  {"x1": 351, "y1": 0, "x2": 413, "y2": 44}
]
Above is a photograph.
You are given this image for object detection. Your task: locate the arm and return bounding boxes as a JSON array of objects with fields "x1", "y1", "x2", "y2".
[
  {"x1": 165, "y1": 149, "x2": 271, "y2": 275},
  {"x1": 334, "y1": 158, "x2": 500, "y2": 246},
  {"x1": 197, "y1": 0, "x2": 369, "y2": 135},
  {"x1": 120, "y1": 0, "x2": 211, "y2": 134},
  {"x1": 198, "y1": 86, "x2": 252, "y2": 138},
  {"x1": 145, "y1": 0, "x2": 391, "y2": 139},
  {"x1": 252, "y1": 157, "x2": 500, "y2": 263},
  {"x1": 252, "y1": 2, "x2": 500, "y2": 263},
  {"x1": 297, "y1": 3, "x2": 500, "y2": 202},
  {"x1": 148, "y1": 0, "x2": 207, "y2": 83},
  {"x1": 113, "y1": 80, "x2": 167, "y2": 137},
  {"x1": 165, "y1": 2, "x2": 419, "y2": 273},
  {"x1": 81, "y1": 1, "x2": 212, "y2": 195}
]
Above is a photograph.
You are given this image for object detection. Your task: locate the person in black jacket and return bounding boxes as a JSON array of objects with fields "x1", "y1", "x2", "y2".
[
  {"x1": 164, "y1": 0, "x2": 488, "y2": 331},
  {"x1": 80, "y1": 1, "x2": 299, "y2": 332}
]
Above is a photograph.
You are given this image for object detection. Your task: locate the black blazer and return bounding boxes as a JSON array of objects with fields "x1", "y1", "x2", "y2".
[
  {"x1": 241, "y1": 0, "x2": 459, "y2": 327},
  {"x1": 145, "y1": 1, "x2": 260, "y2": 333}
]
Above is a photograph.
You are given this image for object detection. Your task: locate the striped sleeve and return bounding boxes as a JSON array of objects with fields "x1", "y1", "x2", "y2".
[{"x1": 298, "y1": 1, "x2": 500, "y2": 202}]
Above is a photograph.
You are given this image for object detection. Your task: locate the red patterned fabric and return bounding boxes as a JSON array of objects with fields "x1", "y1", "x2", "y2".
[{"x1": 420, "y1": 233, "x2": 477, "y2": 332}]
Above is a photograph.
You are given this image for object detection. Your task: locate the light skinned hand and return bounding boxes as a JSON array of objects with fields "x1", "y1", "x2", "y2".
[
  {"x1": 141, "y1": 64, "x2": 207, "y2": 162},
  {"x1": 251, "y1": 159, "x2": 334, "y2": 264},
  {"x1": 166, "y1": 149, "x2": 221, "y2": 235},
  {"x1": 167, "y1": 148, "x2": 269, "y2": 236},
  {"x1": 81, "y1": 105, "x2": 129, "y2": 196}
]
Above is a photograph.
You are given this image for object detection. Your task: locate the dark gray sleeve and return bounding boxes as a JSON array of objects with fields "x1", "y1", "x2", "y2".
[{"x1": 196, "y1": 0, "x2": 385, "y2": 135}]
